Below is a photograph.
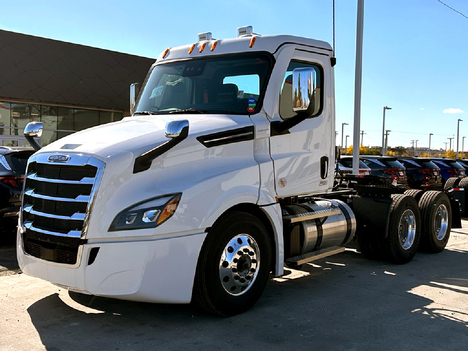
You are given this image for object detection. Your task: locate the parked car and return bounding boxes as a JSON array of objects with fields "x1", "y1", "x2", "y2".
[
  {"x1": 429, "y1": 158, "x2": 466, "y2": 188},
  {"x1": 335, "y1": 157, "x2": 372, "y2": 188},
  {"x1": 396, "y1": 157, "x2": 442, "y2": 190},
  {"x1": 360, "y1": 156, "x2": 408, "y2": 186},
  {"x1": 0, "y1": 147, "x2": 35, "y2": 231},
  {"x1": 336, "y1": 157, "x2": 371, "y2": 176}
]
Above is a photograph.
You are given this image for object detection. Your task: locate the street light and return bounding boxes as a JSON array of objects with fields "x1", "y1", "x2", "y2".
[
  {"x1": 429, "y1": 133, "x2": 433, "y2": 156},
  {"x1": 457, "y1": 119, "x2": 463, "y2": 159},
  {"x1": 381, "y1": 106, "x2": 391, "y2": 156},
  {"x1": 463, "y1": 136, "x2": 466, "y2": 159},
  {"x1": 345, "y1": 135, "x2": 350, "y2": 155},
  {"x1": 415, "y1": 140, "x2": 419, "y2": 156},
  {"x1": 448, "y1": 137, "x2": 454, "y2": 151},
  {"x1": 341, "y1": 122, "x2": 349, "y2": 155},
  {"x1": 385, "y1": 130, "x2": 391, "y2": 153}
]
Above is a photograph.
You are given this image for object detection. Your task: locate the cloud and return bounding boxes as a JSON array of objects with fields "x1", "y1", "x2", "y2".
[{"x1": 443, "y1": 108, "x2": 464, "y2": 114}]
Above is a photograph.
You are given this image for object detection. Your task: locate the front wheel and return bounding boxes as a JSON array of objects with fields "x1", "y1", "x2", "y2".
[
  {"x1": 382, "y1": 194, "x2": 421, "y2": 264},
  {"x1": 192, "y1": 211, "x2": 272, "y2": 316}
]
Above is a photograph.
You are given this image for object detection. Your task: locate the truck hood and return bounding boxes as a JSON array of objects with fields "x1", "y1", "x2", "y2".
[{"x1": 39, "y1": 114, "x2": 252, "y2": 160}]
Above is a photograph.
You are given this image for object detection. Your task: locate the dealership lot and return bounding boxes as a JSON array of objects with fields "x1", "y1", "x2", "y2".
[{"x1": 1, "y1": 223, "x2": 468, "y2": 351}]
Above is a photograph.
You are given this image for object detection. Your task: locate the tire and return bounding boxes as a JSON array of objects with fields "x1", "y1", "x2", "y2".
[
  {"x1": 418, "y1": 191, "x2": 451, "y2": 253},
  {"x1": 192, "y1": 211, "x2": 272, "y2": 316},
  {"x1": 457, "y1": 176, "x2": 468, "y2": 188},
  {"x1": 404, "y1": 189, "x2": 424, "y2": 202},
  {"x1": 381, "y1": 194, "x2": 421, "y2": 264},
  {"x1": 444, "y1": 177, "x2": 460, "y2": 190}
]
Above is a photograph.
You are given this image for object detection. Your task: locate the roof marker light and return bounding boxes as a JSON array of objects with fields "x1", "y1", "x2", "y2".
[
  {"x1": 198, "y1": 32, "x2": 212, "y2": 42},
  {"x1": 249, "y1": 36, "x2": 257, "y2": 48},
  {"x1": 211, "y1": 40, "x2": 218, "y2": 51},
  {"x1": 188, "y1": 44, "x2": 196, "y2": 54},
  {"x1": 199, "y1": 42, "x2": 207, "y2": 53},
  {"x1": 162, "y1": 48, "x2": 170, "y2": 59}
]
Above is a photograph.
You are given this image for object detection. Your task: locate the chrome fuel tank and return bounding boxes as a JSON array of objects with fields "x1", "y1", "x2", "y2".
[{"x1": 282, "y1": 199, "x2": 356, "y2": 256}]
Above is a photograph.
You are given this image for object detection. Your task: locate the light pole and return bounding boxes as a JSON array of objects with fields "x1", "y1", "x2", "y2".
[
  {"x1": 360, "y1": 130, "x2": 365, "y2": 147},
  {"x1": 381, "y1": 106, "x2": 391, "y2": 156},
  {"x1": 429, "y1": 133, "x2": 433, "y2": 156},
  {"x1": 463, "y1": 136, "x2": 466, "y2": 159},
  {"x1": 448, "y1": 137, "x2": 454, "y2": 151},
  {"x1": 457, "y1": 118, "x2": 463, "y2": 159},
  {"x1": 415, "y1": 140, "x2": 418, "y2": 156},
  {"x1": 345, "y1": 135, "x2": 350, "y2": 155},
  {"x1": 341, "y1": 122, "x2": 348, "y2": 155},
  {"x1": 385, "y1": 130, "x2": 391, "y2": 154}
]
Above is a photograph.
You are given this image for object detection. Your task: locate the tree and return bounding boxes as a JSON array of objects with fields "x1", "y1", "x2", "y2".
[{"x1": 445, "y1": 150, "x2": 456, "y2": 159}]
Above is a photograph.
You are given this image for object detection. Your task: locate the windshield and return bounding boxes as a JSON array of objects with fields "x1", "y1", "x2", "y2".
[{"x1": 135, "y1": 54, "x2": 272, "y2": 115}]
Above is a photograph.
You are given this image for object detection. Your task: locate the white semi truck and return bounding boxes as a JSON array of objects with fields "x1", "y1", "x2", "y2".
[{"x1": 17, "y1": 27, "x2": 459, "y2": 316}]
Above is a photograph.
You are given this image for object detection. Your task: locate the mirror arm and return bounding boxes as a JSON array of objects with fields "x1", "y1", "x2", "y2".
[{"x1": 271, "y1": 114, "x2": 307, "y2": 136}]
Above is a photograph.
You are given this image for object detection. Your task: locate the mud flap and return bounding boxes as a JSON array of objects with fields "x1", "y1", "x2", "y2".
[{"x1": 351, "y1": 195, "x2": 393, "y2": 238}]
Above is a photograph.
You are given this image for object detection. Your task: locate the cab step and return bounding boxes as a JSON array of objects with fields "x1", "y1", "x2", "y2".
[
  {"x1": 283, "y1": 208, "x2": 341, "y2": 223},
  {"x1": 286, "y1": 246, "x2": 346, "y2": 266}
]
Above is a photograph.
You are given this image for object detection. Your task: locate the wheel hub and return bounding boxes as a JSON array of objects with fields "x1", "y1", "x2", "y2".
[
  {"x1": 434, "y1": 204, "x2": 448, "y2": 241},
  {"x1": 398, "y1": 209, "x2": 416, "y2": 250},
  {"x1": 219, "y1": 234, "x2": 260, "y2": 296}
]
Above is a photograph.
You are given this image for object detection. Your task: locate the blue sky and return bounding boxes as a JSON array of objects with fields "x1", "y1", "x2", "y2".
[{"x1": 2, "y1": 0, "x2": 467, "y2": 150}]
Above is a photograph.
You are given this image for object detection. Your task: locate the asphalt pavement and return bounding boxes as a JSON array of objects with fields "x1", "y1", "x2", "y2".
[{"x1": 1, "y1": 221, "x2": 468, "y2": 351}]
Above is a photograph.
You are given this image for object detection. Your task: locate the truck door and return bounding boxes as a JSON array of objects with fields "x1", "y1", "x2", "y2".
[{"x1": 269, "y1": 54, "x2": 334, "y2": 197}]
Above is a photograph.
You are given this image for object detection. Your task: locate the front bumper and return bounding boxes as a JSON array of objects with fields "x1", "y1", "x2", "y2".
[{"x1": 17, "y1": 230, "x2": 206, "y2": 304}]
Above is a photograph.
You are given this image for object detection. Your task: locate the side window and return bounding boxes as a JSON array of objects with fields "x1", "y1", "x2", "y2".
[{"x1": 280, "y1": 61, "x2": 322, "y2": 120}]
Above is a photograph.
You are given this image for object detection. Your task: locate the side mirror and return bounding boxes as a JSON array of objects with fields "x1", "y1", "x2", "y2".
[
  {"x1": 130, "y1": 82, "x2": 141, "y2": 115},
  {"x1": 165, "y1": 120, "x2": 189, "y2": 139},
  {"x1": 292, "y1": 67, "x2": 319, "y2": 116},
  {"x1": 24, "y1": 122, "x2": 43, "y2": 151}
]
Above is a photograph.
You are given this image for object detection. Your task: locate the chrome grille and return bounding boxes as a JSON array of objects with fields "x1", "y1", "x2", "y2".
[{"x1": 21, "y1": 153, "x2": 104, "y2": 265}]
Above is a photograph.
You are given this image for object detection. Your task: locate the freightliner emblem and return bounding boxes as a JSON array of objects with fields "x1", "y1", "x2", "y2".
[{"x1": 48, "y1": 155, "x2": 70, "y2": 163}]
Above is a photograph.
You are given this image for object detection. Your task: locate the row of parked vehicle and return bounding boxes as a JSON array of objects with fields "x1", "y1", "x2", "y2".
[
  {"x1": 0, "y1": 147, "x2": 35, "y2": 242},
  {"x1": 336, "y1": 156, "x2": 468, "y2": 191}
]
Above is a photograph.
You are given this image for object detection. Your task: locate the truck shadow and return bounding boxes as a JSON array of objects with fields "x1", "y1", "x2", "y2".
[{"x1": 26, "y1": 242, "x2": 468, "y2": 350}]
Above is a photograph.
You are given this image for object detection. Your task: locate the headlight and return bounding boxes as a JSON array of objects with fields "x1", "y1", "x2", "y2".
[{"x1": 109, "y1": 193, "x2": 181, "y2": 231}]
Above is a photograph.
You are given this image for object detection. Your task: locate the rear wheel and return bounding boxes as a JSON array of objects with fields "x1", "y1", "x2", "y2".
[
  {"x1": 418, "y1": 191, "x2": 451, "y2": 253},
  {"x1": 444, "y1": 177, "x2": 460, "y2": 190},
  {"x1": 192, "y1": 211, "x2": 272, "y2": 316},
  {"x1": 382, "y1": 194, "x2": 421, "y2": 264},
  {"x1": 457, "y1": 177, "x2": 468, "y2": 188},
  {"x1": 404, "y1": 189, "x2": 424, "y2": 202}
]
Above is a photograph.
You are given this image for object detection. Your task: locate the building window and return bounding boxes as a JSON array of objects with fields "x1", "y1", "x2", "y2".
[{"x1": 0, "y1": 101, "x2": 123, "y2": 146}]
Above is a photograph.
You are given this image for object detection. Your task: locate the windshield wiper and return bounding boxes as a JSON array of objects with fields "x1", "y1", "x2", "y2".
[
  {"x1": 133, "y1": 111, "x2": 160, "y2": 115},
  {"x1": 168, "y1": 108, "x2": 205, "y2": 114}
]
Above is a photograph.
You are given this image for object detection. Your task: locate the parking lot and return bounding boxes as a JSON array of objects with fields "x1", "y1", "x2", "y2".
[{"x1": 1, "y1": 222, "x2": 468, "y2": 351}]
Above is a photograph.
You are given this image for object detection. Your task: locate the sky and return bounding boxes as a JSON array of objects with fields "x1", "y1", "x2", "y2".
[{"x1": 1, "y1": 0, "x2": 467, "y2": 151}]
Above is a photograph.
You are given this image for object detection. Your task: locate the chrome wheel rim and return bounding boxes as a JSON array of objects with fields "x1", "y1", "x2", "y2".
[
  {"x1": 399, "y1": 209, "x2": 416, "y2": 250},
  {"x1": 434, "y1": 204, "x2": 449, "y2": 241},
  {"x1": 219, "y1": 234, "x2": 260, "y2": 296}
]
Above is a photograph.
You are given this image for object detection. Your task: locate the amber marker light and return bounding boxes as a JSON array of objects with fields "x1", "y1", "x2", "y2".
[
  {"x1": 162, "y1": 48, "x2": 170, "y2": 58},
  {"x1": 249, "y1": 36, "x2": 257, "y2": 48},
  {"x1": 211, "y1": 40, "x2": 218, "y2": 51},
  {"x1": 188, "y1": 44, "x2": 196, "y2": 54},
  {"x1": 199, "y1": 42, "x2": 207, "y2": 53}
]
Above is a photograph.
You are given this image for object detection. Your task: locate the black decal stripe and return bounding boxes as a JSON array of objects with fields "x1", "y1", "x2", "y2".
[
  {"x1": 197, "y1": 126, "x2": 254, "y2": 148},
  {"x1": 133, "y1": 126, "x2": 189, "y2": 174}
]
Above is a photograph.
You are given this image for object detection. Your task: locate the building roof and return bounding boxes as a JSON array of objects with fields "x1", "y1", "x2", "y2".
[{"x1": 0, "y1": 30, "x2": 155, "y2": 111}]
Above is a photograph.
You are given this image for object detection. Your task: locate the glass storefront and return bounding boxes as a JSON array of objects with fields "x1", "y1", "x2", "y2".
[{"x1": 0, "y1": 101, "x2": 123, "y2": 147}]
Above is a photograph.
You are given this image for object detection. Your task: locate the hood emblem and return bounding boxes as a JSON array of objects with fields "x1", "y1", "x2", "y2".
[{"x1": 48, "y1": 155, "x2": 70, "y2": 163}]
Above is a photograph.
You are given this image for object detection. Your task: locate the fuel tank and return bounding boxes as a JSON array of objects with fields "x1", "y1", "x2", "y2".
[{"x1": 282, "y1": 199, "x2": 356, "y2": 257}]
